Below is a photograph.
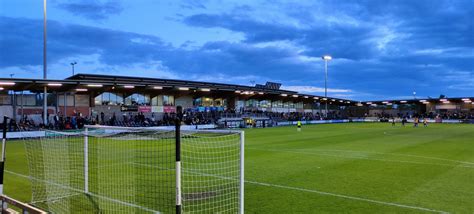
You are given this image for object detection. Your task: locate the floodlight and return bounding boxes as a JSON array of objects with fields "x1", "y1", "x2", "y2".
[
  {"x1": 87, "y1": 84, "x2": 103, "y2": 87},
  {"x1": 322, "y1": 55, "x2": 332, "y2": 61},
  {"x1": 47, "y1": 83, "x2": 62, "y2": 86},
  {"x1": 0, "y1": 82, "x2": 15, "y2": 86}
]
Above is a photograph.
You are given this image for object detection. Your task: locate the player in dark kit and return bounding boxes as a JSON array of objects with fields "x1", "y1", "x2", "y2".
[
  {"x1": 391, "y1": 117, "x2": 396, "y2": 126},
  {"x1": 402, "y1": 117, "x2": 407, "y2": 126}
]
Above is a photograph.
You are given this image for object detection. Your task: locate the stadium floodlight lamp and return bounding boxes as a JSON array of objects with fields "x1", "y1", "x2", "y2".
[
  {"x1": 153, "y1": 86, "x2": 163, "y2": 90},
  {"x1": 178, "y1": 87, "x2": 189, "y2": 91},
  {"x1": 442, "y1": 101, "x2": 450, "y2": 104},
  {"x1": 331, "y1": 99, "x2": 335, "y2": 101},
  {"x1": 235, "y1": 90, "x2": 241, "y2": 93},
  {"x1": 366, "y1": 102, "x2": 372, "y2": 104},
  {"x1": 281, "y1": 94, "x2": 288, "y2": 97},
  {"x1": 339, "y1": 100, "x2": 343, "y2": 102},
  {"x1": 200, "y1": 88, "x2": 211, "y2": 92},
  {"x1": 400, "y1": 100, "x2": 407, "y2": 103},
  {"x1": 313, "y1": 97, "x2": 319, "y2": 99},
  {"x1": 258, "y1": 92, "x2": 264, "y2": 95},
  {"x1": 87, "y1": 84, "x2": 103, "y2": 87},
  {"x1": 0, "y1": 87, "x2": 3, "y2": 90},
  {"x1": 322, "y1": 55, "x2": 332, "y2": 61},
  {"x1": 0, "y1": 82, "x2": 15, "y2": 86},
  {"x1": 47, "y1": 83, "x2": 62, "y2": 86},
  {"x1": 322, "y1": 98, "x2": 328, "y2": 100},
  {"x1": 463, "y1": 100, "x2": 472, "y2": 103},
  {"x1": 75, "y1": 88, "x2": 88, "y2": 92},
  {"x1": 292, "y1": 95, "x2": 298, "y2": 98},
  {"x1": 304, "y1": 96, "x2": 308, "y2": 98},
  {"x1": 419, "y1": 100, "x2": 427, "y2": 102},
  {"x1": 440, "y1": 99, "x2": 448, "y2": 102},
  {"x1": 461, "y1": 98, "x2": 470, "y2": 101},
  {"x1": 346, "y1": 101, "x2": 351, "y2": 103},
  {"x1": 124, "y1": 85, "x2": 135, "y2": 89}
]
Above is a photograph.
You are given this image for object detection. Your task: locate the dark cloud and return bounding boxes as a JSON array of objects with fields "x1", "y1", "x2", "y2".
[
  {"x1": 56, "y1": 0, "x2": 123, "y2": 20},
  {"x1": 1, "y1": 0, "x2": 473, "y2": 100},
  {"x1": 0, "y1": 16, "x2": 315, "y2": 80}
]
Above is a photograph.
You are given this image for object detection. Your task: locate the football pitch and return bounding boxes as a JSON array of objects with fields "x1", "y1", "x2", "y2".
[{"x1": 3, "y1": 123, "x2": 474, "y2": 213}]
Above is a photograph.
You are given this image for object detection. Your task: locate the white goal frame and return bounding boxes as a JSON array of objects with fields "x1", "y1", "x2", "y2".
[{"x1": 84, "y1": 125, "x2": 245, "y2": 214}]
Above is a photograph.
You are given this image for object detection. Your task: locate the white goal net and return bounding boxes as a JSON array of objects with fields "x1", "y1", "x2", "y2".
[{"x1": 20, "y1": 126, "x2": 244, "y2": 214}]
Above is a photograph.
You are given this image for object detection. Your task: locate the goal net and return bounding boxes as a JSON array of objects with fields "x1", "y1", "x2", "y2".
[{"x1": 20, "y1": 126, "x2": 244, "y2": 214}]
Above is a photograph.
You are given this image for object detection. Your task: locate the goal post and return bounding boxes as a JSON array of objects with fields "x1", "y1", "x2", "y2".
[{"x1": 19, "y1": 122, "x2": 244, "y2": 213}]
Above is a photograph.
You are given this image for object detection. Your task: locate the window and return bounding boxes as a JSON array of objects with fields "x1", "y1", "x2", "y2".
[
  {"x1": 163, "y1": 95, "x2": 174, "y2": 106},
  {"x1": 125, "y1": 93, "x2": 150, "y2": 105},
  {"x1": 95, "y1": 92, "x2": 124, "y2": 105},
  {"x1": 258, "y1": 100, "x2": 271, "y2": 108}
]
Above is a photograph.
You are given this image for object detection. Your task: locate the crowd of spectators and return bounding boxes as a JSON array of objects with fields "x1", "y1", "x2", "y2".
[{"x1": 3, "y1": 108, "x2": 473, "y2": 132}]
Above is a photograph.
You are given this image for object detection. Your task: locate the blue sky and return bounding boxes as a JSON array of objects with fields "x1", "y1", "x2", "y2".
[{"x1": 0, "y1": 0, "x2": 473, "y2": 101}]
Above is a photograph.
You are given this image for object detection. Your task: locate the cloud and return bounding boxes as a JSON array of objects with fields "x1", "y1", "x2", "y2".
[
  {"x1": 56, "y1": 0, "x2": 123, "y2": 20},
  {"x1": 1, "y1": 0, "x2": 473, "y2": 100},
  {"x1": 281, "y1": 86, "x2": 352, "y2": 93}
]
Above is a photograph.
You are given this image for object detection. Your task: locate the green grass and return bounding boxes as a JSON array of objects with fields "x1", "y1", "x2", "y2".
[{"x1": 4, "y1": 123, "x2": 474, "y2": 213}]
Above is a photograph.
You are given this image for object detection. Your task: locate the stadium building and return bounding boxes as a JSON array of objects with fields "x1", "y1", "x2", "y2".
[{"x1": 0, "y1": 73, "x2": 473, "y2": 127}]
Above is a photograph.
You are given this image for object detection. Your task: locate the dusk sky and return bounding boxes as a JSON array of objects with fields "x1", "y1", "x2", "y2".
[{"x1": 0, "y1": 0, "x2": 473, "y2": 101}]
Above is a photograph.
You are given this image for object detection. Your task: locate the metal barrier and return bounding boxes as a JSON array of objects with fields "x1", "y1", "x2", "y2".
[{"x1": 1, "y1": 195, "x2": 46, "y2": 214}]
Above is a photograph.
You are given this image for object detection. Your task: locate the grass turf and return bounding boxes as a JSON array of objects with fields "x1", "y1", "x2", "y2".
[{"x1": 4, "y1": 123, "x2": 474, "y2": 213}]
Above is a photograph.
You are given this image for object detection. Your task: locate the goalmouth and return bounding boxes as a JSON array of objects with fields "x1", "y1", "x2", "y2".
[{"x1": 20, "y1": 124, "x2": 244, "y2": 214}]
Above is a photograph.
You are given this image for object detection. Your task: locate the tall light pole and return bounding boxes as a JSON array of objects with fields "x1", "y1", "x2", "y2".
[
  {"x1": 43, "y1": 0, "x2": 48, "y2": 125},
  {"x1": 322, "y1": 55, "x2": 332, "y2": 118},
  {"x1": 71, "y1": 62, "x2": 77, "y2": 76}
]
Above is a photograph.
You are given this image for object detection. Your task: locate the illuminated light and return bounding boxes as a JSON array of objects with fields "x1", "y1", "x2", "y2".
[
  {"x1": 258, "y1": 92, "x2": 264, "y2": 95},
  {"x1": 322, "y1": 55, "x2": 332, "y2": 60},
  {"x1": 304, "y1": 96, "x2": 308, "y2": 98},
  {"x1": 461, "y1": 98, "x2": 470, "y2": 101},
  {"x1": 322, "y1": 98, "x2": 328, "y2": 100},
  {"x1": 346, "y1": 101, "x2": 351, "y2": 103},
  {"x1": 124, "y1": 85, "x2": 135, "y2": 89},
  {"x1": 0, "y1": 82, "x2": 15, "y2": 86},
  {"x1": 281, "y1": 94, "x2": 288, "y2": 97},
  {"x1": 387, "y1": 103, "x2": 393, "y2": 105},
  {"x1": 339, "y1": 100, "x2": 343, "y2": 103},
  {"x1": 200, "y1": 88, "x2": 211, "y2": 92},
  {"x1": 357, "y1": 103, "x2": 364, "y2": 106},
  {"x1": 331, "y1": 99, "x2": 335, "y2": 101},
  {"x1": 0, "y1": 87, "x2": 3, "y2": 90},
  {"x1": 75, "y1": 88, "x2": 88, "y2": 92},
  {"x1": 440, "y1": 99, "x2": 448, "y2": 102},
  {"x1": 235, "y1": 90, "x2": 241, "y2": 93},
  {"x1": 178, "y1": 87, "x2": 189, "y2": 91},
  {"x1": 292, "y1": 95, "x2": 298, "y2": 98},
  {"x1": 463, "y1": 100, "x2": 472, "y2": 103},
  {"x1": 382, "y1": 101, "x2": 389, "y2": 104},
  {"x1": 87, "y1": 84, "x2": 103, "y2": 87},
  {"x1": 442, "y1": 101, "x2": 450, "y2": 104},
  {"x1": 153, "y1": 86, "x2": 163, "y2": 90},
  {"x1": 366, "y1": 102, "x2": 372, "y2": 104},
  {"x1": 47, "y1": 83, "x2": 62, "y2": 86},
  {"x1": 313, "y1": 97, "x2": 319, "y2": 99},
  {"x1": 419, "y1": 100, "x2": 427, "y2": 102},
  {"x1": 400, "y1": 100, "x2": 407, "y2": 103}
]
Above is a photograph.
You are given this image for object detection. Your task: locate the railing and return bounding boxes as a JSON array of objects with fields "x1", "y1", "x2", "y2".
[{"x1": 0, "y1": 195, "x2": 46, "y2": 214}]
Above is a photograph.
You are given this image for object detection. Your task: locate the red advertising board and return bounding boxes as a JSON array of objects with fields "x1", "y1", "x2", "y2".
[
  {"x1": 138, "y1": 106, "x2": 152, "y2": 113},
  {"x1": 163, "y1": 106, "x2": 176, "y2": 113}
]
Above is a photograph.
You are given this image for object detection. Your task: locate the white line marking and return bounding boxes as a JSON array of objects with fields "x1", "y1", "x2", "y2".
[
  {"x1": 245, "y1": 180, "x2": 449, "y2": 214},
  {"x1": 303, "y1": 149, "x2": 474, "y2": 165},
  {"x1": 248, "y1": 148, "x2": 474, "y2": 169},
  {"x1": 4, "y1": 170, "x2": 161, "y2": 214},
  {"x1": 131, "y1": 163, "x2": 449, "y2": 214}
]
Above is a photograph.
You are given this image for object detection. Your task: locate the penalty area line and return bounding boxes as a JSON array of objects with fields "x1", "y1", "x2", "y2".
[{"x1": 246, "y1": 180, "x2": 449, "y2": 214}]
